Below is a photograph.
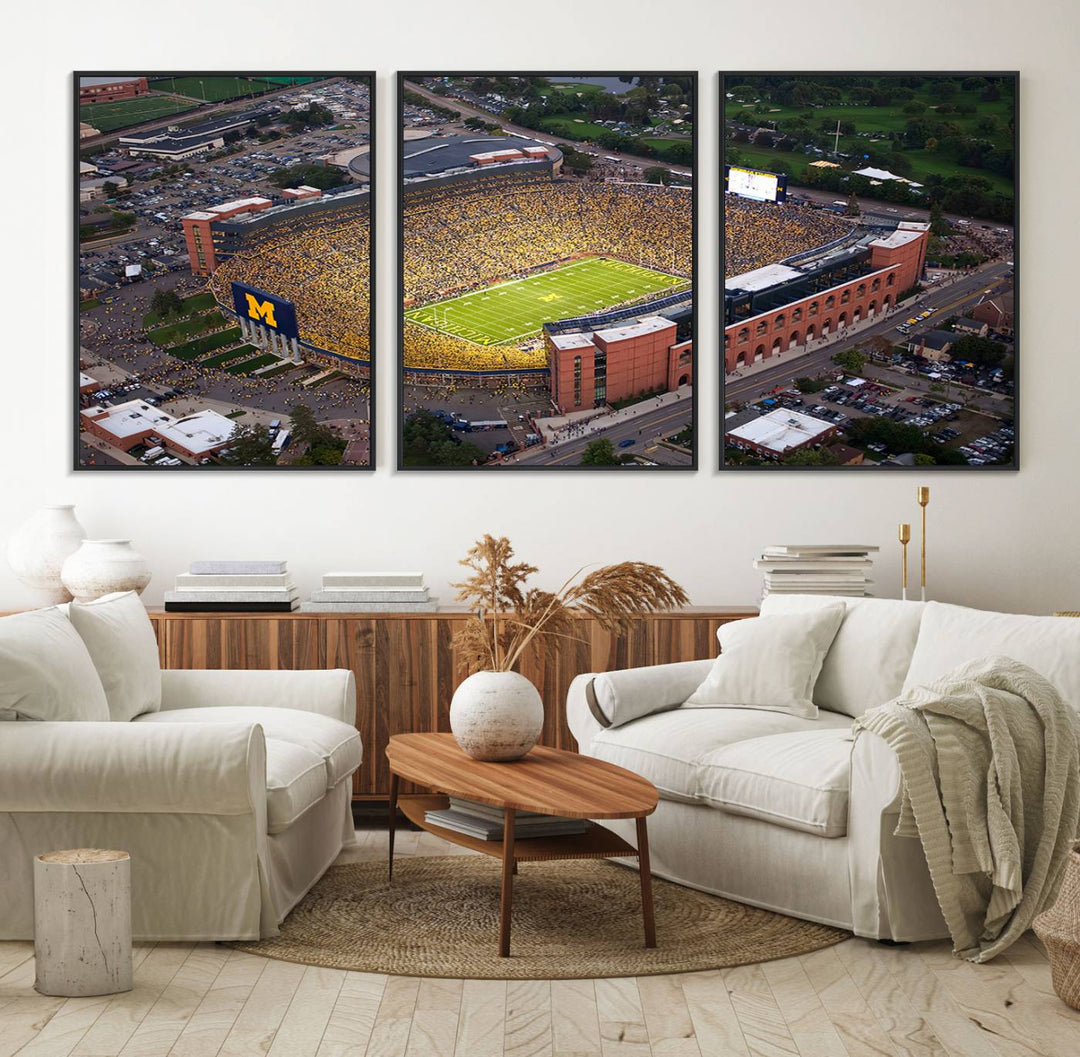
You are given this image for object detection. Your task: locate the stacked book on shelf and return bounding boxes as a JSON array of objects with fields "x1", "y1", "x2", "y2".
[
  {"x1": 754, "y1": 544, "x2": 878, "y2": 598},
  {"x1": 299, "y1": 571, "x2": 437, "y2": 613},
  {"x1": 164, "y1": 561, "x2": 298, "y2": 612},
  {"x1": 424, "y1": 797, "x2": 589, "y2": 841}
]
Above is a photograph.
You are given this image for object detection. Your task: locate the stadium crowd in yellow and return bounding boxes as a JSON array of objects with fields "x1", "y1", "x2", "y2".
[
  {"x1": 724, "y1": 197, "x2": 850, "y2": 279},
  {"x1": 401, "y1": 172, "x2": 691, "y2": 372},
  {"x1": 209, "y1": 199, "x2": 372, "y2": 363}
]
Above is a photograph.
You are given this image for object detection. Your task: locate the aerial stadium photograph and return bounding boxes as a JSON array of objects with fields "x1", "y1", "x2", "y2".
[
  {"x1": 721, "y1": 72, "x2": 1017, "y2": 470},
  {"x1": 397, "y1": 72, "x2": 696, "y2": 469},
  {"x1": 75, "y1": 72, "x2": 374, "y2": 470}
]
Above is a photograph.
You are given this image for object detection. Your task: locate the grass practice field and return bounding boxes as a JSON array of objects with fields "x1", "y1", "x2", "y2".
[
  {"x1": 405, "y1": 257, "x2": 687, "y2": 345},
  {"x1": 149, "y1": 76, "x2": 277, "y2": 103},
  {"x1": 80, "y1": 95, "x2": 197, "y2": 133}
]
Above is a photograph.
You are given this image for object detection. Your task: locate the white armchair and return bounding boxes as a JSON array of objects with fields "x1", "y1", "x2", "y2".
[{"x1": 0, "y1": 601, "x2": 362, "y2": 942}]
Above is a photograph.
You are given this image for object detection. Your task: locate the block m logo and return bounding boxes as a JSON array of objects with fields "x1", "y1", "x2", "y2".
[{"x1": 244, "y1": 294, "x2": 277, "y2": 328}]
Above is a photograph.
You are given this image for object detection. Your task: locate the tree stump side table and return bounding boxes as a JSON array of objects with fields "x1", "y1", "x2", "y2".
[{"x1": 34, "y1": 849, "x2": 133, "y2": 997}]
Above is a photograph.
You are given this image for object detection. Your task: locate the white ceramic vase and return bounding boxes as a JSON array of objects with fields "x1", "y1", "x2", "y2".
[
  {"x1": 61, "y1": 540, "x2": 152, "y2": 603},
  {"x1": 449, "y1": 670, "x2": 544, "y2": 762},
  {"x1": 6, "y1": 505, "x2": 87, "y2": 605}
]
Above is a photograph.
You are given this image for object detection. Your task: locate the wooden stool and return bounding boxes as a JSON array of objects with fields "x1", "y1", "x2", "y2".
[{"x1": 34, "y1": 849, "x2": 132, "y2": 997}]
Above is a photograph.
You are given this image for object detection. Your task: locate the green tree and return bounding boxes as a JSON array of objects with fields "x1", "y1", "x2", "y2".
[
  {"x1": 644, "y1": 166, "x2": 671, "y2": 186},
  {"x1": 223, "y1": 425, "x2": 276, "y2": 466},
  {"x1": 402, "y1": 411, "x2": 485, "y2": 467},
  {"x1": 832, "y1": 348, "x2": 867, "y2": 375},
  {"x1": 949, "y1": 334, "x2": 1007, "y2": 367},
  {"x1": 149, "y1": 288, "x2": 184, "y2": 320},
  {"x1": 580, "y1": 439, "x2": 620, "y2": 466},
  {"x1": 781, "y1": 447, "x2": 839, "y2": 467}
]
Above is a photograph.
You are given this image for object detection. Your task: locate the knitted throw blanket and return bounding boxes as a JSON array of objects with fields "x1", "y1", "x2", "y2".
[{"x1": 856, "y1": 656, "x2": 1080, "y2": 962}]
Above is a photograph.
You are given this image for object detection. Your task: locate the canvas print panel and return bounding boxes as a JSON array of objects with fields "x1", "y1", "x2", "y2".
[
  {"x1": 399, "y1": 73, "x2": 695, "y2": 469},
  {"x1": 722, "y1": 73, "x2": 1016, "y2": 469},
  {"x1": 76, "y1": 73, "x2": 374, "y2": 469}
]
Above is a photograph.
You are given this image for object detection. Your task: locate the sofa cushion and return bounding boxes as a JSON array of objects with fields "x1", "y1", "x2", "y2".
[
  {"x1": 698, "y1": 729, "x2": 854, "y2": 837},
  {"x1": 589, "y1": 659, "x2": 715, "y2": 729},
  {"x1": 589, "y1": 706, "x2": 852, "y2": 804},
  {"x1": 0, "y1": 608, "x2": 110, "y2": 722},
  {"x1": 265, "y1": 739, "x2": 328, "y2": 834},
  {"x1": 684, "y1": 606, "x2": 845, "y2": 718},
  {"x1": 903, "y1": 602, "x2": 1080, "y2": 711},
  {"x1": 68, "y1": 592, "x2": 162, "y2": 721},
  {"x1": 761, "y1": 594, "x2": 925, "y2": 717},
  {"x1": 136, "y1": 705, "x2": 362, "y2": 788}
]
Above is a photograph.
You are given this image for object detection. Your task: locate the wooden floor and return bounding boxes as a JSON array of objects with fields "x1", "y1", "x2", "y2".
[{"x1": 2, "y1": 826, "x2": 1078, "y2": 1057}]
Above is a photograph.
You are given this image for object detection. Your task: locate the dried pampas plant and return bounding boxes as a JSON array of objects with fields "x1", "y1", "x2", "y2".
[{"x1": 453, "y1": 534, "x2": 688, "y2": 672}]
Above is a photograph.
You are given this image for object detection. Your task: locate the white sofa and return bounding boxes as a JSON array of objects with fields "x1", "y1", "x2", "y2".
[
  {"x1": 0, "y1": 597, "x2": 361, "y2": 942},
  {"x1": 568, "y1": 597, "x2": 1080, "y2": 941}
]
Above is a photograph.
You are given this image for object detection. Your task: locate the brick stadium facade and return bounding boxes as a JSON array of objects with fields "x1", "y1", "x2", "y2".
[
  {"x1": 79, "y1": 77, "x2": 149, "y2": 104},
  {"x1": 181, "y1": 197, "x2": 276, "y2": 277},
  {"x1": 548, "y1": 317, "x2": 693, "y2": 413},
  {"x1": 724, "y1": 227, "x2": 928, "y2": 372}
]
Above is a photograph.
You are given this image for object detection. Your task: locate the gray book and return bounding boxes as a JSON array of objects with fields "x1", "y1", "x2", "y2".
[
  {"x1": 166, "y1": 588, "x2": 299, "y2": 603},
  {"x1": 309, "y1": 588, "x2": 430, "y2": 603},
  {"x1": 298, "y1": 600, "x2": 438, "y2": 613},
  {"x1": 321, "y1": 571, "x2": 424, "y2": 588},
  {"x1": 176, "y1": 573, "x2": 294, "y2": 589},
  {"x1": 190, "y1": 560, "x2": 288, "y2": 575}
]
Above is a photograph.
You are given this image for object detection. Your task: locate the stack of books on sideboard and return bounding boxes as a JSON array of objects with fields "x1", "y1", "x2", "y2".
[
  {"x1": 300, "y1": 572, "x2": 437, "y2": 613},
  {"x1": 164, "y1": 561, "x2": 298, "y2": 612},
  {"x1": 754, "y1": 544, "x2": 878, "y2": 598},
  {"x1": 425, "y1": 798, "x2": 588, "y2": 841}
]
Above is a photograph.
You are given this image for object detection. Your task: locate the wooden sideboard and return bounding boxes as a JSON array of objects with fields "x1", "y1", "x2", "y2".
[{"x1": 141, "y1": 607, "x2": 756, "y2": 799}]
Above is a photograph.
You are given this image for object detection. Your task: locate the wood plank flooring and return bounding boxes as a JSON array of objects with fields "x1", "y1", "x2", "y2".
[{"x1": 2, "y1": 826, "x2": 1077, "y2": 1057}]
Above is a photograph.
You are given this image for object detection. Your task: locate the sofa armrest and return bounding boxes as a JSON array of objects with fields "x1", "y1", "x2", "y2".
[
  {"x1": 160, "y1": 668, "x2": 356, "y2": 725},
  {"x1": 567, "y1": 659, "x2": 714, "y2": 748},
  {"x1": 847, "y1": 728, "x2": 945, "y2": 939},
  {"x1": 0, "y1": 721, "x2": 265, "y2": 816}
]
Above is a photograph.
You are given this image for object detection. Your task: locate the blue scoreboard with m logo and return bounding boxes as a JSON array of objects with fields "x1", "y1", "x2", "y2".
[{"x1": 231, "y1": 282, "x2": 300, "y2": 340}]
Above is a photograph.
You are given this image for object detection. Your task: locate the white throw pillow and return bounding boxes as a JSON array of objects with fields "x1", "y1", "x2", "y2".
[
  {"x1": 0, "y1": 608, "x2": 110, "y2": 721},
  {"x1": 684, "y1": 605, "x2": 845, "y2": 719},
  {"x1": 68, "y1": 592, "x2": 162, "y2": 722},
  {"x1": 760, "y1": 594, "x2": 925, "y2": 717}
]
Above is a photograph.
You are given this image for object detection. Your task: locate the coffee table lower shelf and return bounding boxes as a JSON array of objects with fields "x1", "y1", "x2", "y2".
[
  {"x1": 391, "y1": 793, "x2": 656, "y2": 957},
  {"x1": 397, "y1": 795, "x2": 637, "y2": 861}
]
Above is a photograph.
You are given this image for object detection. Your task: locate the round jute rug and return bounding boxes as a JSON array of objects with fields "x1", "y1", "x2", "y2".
[{"x1": 232, "y1": 856, "x2": 848, "y2": 979}]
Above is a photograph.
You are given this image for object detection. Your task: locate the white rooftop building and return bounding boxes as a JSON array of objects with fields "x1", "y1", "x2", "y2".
[
  {"x1": 81, "y1": 400, "x2": 237, "y2": 459},
  {"x1": 726, "y1": 408, "x2": 835, "y2": 457}
]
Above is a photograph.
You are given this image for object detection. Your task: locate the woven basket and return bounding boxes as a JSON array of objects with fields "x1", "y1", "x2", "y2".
[{"x1": 1034, "y1": 848, "x2": 1080, "y2": 1009}]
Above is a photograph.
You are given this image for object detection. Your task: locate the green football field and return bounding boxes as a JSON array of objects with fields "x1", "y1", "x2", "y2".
[{"x1": 405, "y1": 257, "x2": 688, "y2": 345}]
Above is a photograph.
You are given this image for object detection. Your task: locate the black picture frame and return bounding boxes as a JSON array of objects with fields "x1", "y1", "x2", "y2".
[
  {"x1": 73, "y1": 70, "x2": 377, "y2": 471},
  {"x1": 396, "y1": 70, "x2": 698, "y2": 471},
  {"x1": 719, "y1": 70, "x2": 1019, "y2": 472}
]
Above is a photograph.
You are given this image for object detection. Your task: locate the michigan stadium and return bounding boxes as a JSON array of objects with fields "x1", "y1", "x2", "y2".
[
  {"x1": 192, "y1": 187, "x2": 372, "y2": 377},
  {"x1": 400, "y1": 134, "x2": 693, "y2": 392}
]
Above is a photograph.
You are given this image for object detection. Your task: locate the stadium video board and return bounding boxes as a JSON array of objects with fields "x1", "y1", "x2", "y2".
[
  {"x1": 231, "y1": 282, "x2": 300, "y2": 341},
  {"x1": 398, "y1": 71, "x2": 696, "y2": 471},
  {"x1": 725, "y1": 165, "x2": 787, "y2": 204},
  {"x1": 74, "y1": 71, "x2": 375, "y2": 471},
  {"x1": 721, "y1": 72, "x2": 1018, "y2": 473}
]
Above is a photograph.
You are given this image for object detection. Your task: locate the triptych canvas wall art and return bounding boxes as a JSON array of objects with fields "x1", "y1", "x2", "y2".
[{"x1": 74, "y1": 70, "x2": 1016, "y2": 471}]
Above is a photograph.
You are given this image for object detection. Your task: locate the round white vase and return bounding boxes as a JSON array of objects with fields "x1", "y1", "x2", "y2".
[
  {"x1": 6, "y1": 505, "x2": 87, "y2": 605},
  {"x1": 61, "y1": 540, "x2": 152, "y2": 603},
  {"x1": 449, "y1": 670, "x2": 544, "y2": 762}
]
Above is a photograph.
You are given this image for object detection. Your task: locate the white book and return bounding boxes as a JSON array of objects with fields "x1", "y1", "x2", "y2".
[
  {"x1": 755, "y1": 561, "x2": 872, "y2": 572},
  {"x1": 322, "y1": 571, "x2": 425, "y2": 588},
  {"x1": 190, "y1": 560, "x2": 288, "y2": 575},
  {"x1": 298, "y1": 600, "x2": 438, "y2": 613},
  {"x1": 762, "y1": 545, "x2": 879, "y2": 556},
  {"x1": 176, "y1": 573, "x2": 294, "y2": 589},
  {"x1": 165, "y1": 588, "x2": 299, "y2": 603},
  {"x1": 309, "y1": 588, "x2": 430, "y2": 604}
]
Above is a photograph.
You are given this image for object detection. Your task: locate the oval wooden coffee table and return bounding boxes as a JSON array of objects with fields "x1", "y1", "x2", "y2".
[{"x1": 386, "y1": 732, "x2": 659, "y2": 958}]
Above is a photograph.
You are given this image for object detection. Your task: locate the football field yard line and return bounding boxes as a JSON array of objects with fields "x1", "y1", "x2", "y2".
[{"x1": 405, "y1": 257, "x2": 686, "y2": 345}]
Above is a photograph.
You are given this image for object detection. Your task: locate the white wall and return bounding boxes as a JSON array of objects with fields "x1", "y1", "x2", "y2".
[{"x1": 2, "y1": 0, "x2": 1078, "y2": 615}]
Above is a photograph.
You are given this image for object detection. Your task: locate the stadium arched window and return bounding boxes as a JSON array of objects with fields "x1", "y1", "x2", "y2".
[
  {"x1": 808, "y1": 301, "x2": 819, "y2": 317},
  {"x1": 774, "y1": 313, "x2": 786, "y2": 328},
  {"x1": 790, "y1": 330, "x2": 801, "y2": 347},
  {"x1": 791, "y1": 307, "x2": 803, "y2": 322},
  {"x1": 841, "y1": 290, "x2": 851, "y2": 304},
  {"x1": 755, "y1": 321, "x2": 767, "y2": 337},
  {"x1": 825, "y1": 295, "x2": 836, "y2": 309},
  {"x1": 737, "y1": 327, "x2": 749, "y2": 343},
  {"x1": 886, "y1": 274, "x2": 895, "y2": 287},
  {"x1": 871, "y1": 278, "x2": 881, "y2": 292},
  {"x1": 856, "y1": 283, "x2": 866, "y2": 297},
  {"x1": 869, "y1": 300, "x2": 877, "y2": 315}
]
